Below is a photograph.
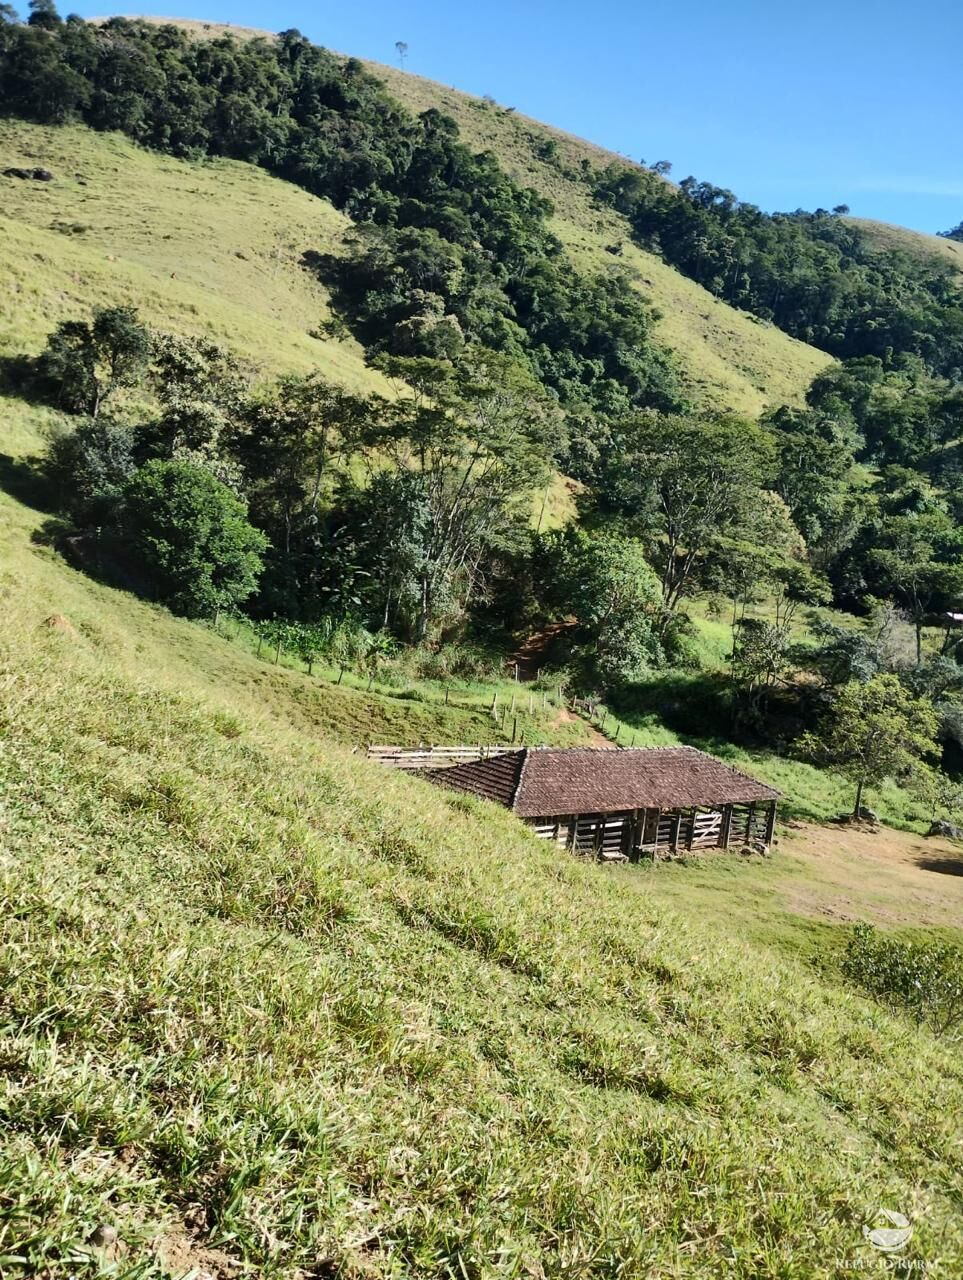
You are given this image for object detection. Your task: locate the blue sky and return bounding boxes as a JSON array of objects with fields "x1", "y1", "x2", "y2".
[{"x1": 69, "y1": 0, "x2": 962, "y2": 233}]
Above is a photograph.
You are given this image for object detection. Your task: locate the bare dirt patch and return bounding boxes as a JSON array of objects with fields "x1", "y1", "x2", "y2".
[
  {"x1": 155, "y1": 1227, "x2": 240, "y2": 1280},
  {"x1": 778, "y1": 821, "x2": 963, "y2": 929},
  {"x1": 552, "y1": 704, "x2": 613, "y2": 748}
]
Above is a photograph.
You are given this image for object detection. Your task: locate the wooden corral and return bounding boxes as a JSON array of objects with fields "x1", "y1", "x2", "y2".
[{"x1": 380, "y1": 745, "x2": 780, "y2": 861}]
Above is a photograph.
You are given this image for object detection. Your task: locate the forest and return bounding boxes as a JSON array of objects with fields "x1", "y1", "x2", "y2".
[{"x1": 2, "y1": 6, "x2": 962, "y2": 815}]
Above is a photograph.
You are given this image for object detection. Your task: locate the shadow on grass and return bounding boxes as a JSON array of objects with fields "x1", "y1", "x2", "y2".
[
  {"x1": 0, "y1": 450, "x2": 56, "y2": 513},
  {"x1": 915, "y1": 855, "x2": 963, "y2": 877}
]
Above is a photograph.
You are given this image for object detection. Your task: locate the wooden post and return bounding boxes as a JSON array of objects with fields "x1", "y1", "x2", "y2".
[
  {"x1": 512, "y1": 715, "x2": 518, "y2": 742},
  {"x1": 747, "y1": 801, "x2": 757, "y2": 843},
  {"x1": 491, "y1": 692, "x2": 498, "y2": 715},
  {"x1": 510, "y1": 692, "x2": 516, "y2": 713},
  {"x1": 514, "y1": 662, "x2": 519, "y2": 682},
  {"x1": 614, "y1": 724, "x2": 620, "y2": 744},
  {"x1": 528, "y1": 694, "x2": 533, "y2": 715},
  {"x1": 765, "y1": 801, "x2": 777, "y2": 846},
  {"x1": 720, "y1": 804, "x2": 733, "y2": 849},
  {"x1": 671, "y1": 811, "x2": 682, "y2": 853},
  {"x1": 686, "y1": 809, "x2": 695, "y2": 852}
]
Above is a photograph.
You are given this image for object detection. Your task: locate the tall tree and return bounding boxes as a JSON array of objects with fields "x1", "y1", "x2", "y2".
[
  {"x1": 585, "y1": 412, "x2": 776, "y2": 624},
  {"x1": 797, "y1": 674, "x2": 939, "y2": 818},
  {"x1": 34, "y1": 306, "x2": 149, "y2": 417},
  {"x1": 362, "y1": 349, "x2": 557, "y2": 638},
  {"x1": 120, "y1": 459, "x2": 267, "y2": 618}
]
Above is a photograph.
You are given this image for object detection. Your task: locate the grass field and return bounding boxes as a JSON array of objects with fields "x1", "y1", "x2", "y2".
[
  {"x1": 0, "y1": 120, "x2": 391, "y2": 394},
  {"x1": 3, "y1": 389, "x2": 963, "y2": 1274},
  {"x1": 851, "y1": 217, "x2": 963, "y2": 281}
]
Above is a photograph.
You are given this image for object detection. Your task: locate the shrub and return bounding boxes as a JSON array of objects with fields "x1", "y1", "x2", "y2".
[
  {"x1": 120, "y1": 459, "x2": 267, "y2": 618},
  {"x1": 45, "y1": 417, "x2": 136, "y2": 524},
  {"x1": 840, "y1": 923, "x2": 963, "y2": 1036}
]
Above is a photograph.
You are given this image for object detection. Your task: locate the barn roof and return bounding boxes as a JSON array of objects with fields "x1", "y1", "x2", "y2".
[{"x1": 421, "y1": 746, "x2": 780, "y2": 817}]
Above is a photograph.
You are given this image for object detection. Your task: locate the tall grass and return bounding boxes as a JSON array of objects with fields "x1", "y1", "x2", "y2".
[{"x1": 3, "y1": 571, "x2": 962, "y2": 1276}]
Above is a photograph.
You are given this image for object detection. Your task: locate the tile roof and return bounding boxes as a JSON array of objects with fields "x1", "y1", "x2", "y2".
[{"x1": 421, "y1": 746, "x2": 779, "y2": 816}]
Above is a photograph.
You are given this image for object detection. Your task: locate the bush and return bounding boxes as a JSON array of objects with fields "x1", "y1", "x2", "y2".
[
  {"x1": 840, "y1": 923, "x2": 963, "y2": 1035},
  {"x1": 120, "y1": 459, "x2": 267, "y2": 618},
  {"x1": 45, "y1": 417, "x2": 136, "y2": 524}
]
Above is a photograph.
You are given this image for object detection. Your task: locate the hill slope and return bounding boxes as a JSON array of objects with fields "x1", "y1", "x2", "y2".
[
  {"x1": 368, "y1": 60, "x2": 832, "y2": 415},
  {"x1": 0, "y1": 119, "x2": 391, "y2": 394},
  {"x1": 3, "y1": 422, "x2": 963, "y2": 1275},
  {"x1": 84, "y1": 15, "x2": 832, "y2": 416}
]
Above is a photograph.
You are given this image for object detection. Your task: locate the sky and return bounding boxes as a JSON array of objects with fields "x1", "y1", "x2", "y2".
[{"x1": 69, "y1": 0, "x2": 963, "y2": 233}]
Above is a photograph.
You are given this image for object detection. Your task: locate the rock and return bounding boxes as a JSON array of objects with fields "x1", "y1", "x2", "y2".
[
  {"x1": 927, "y1": 819, "x2": 963, "y2": 841},
  {"x1": 2, "y1": 166, "x2": 53, "y2": 180},
  {"x1": 89, "y1": 1224, "x2": 118, "y2": 1247},
  {"x1": 857, "y1": 805, "x2": 879, "y2": 823},
  {"x1": 43, "y1": 613, "x2": 76, "y2": 636}
]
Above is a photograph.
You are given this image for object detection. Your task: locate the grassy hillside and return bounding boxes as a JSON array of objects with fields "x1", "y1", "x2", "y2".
[
  {"x1": 0, "y1": 119, "x2": 392, "y2": 394},
  {"x1": 851, "y1": 217, "x2": 963, "y2": 281},
  {"x1": 3, "y1": 39, "x2": 963, "y2": 1276},
  {"x1": 3, "y1": 405, "x2": 963, "y2": 1276},
  {"x1": 369, "y1": 61, "x2": 832, "y2": 416},
  {"x1": 85, "y1": 17, "x2": 832, "y2": 417}
]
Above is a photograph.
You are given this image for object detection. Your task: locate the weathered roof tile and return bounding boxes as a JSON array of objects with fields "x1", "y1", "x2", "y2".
[{"x1": 421, "y1": 746, "x2": 779, "y2": 816}]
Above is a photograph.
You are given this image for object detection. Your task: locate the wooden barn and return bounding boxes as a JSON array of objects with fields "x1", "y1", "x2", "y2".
[{"x1": 418, "y1": 746, "x2": 780, "y2": 860}]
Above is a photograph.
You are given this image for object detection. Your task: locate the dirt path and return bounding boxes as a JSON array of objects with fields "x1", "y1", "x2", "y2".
[
  {"x1": 514, "y1": 621, "x2": 577, "y2": 682},
  {"x1": 553, "y1": 704, "x2": 614, "y2": 748}
]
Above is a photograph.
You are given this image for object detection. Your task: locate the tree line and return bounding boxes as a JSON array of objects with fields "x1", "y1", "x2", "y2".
[
  {"x1": 0, "y1": 6, "x2": 680, "y2": 456},
  {"x1": 589, "y1": 163, "x2": 963, "y2": 377}
]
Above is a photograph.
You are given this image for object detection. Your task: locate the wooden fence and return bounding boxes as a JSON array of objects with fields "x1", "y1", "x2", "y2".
[{"x1": 366, "y1": 744, "x2": 513, "y2": 771}]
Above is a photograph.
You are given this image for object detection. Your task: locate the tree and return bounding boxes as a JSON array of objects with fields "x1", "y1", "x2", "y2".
[
  {"x1": 44, "y1": 417, "x2": 135, "y2": 524},
  {"x1": 586, "y1": 412, "x2": 776, "y2": 625},
  {"x1": 797, "y1": 674, "x2": 939, "y2": 818},
  {"x1": 535, "y1": 527, "x2": 663, "y2": 690},
  {"x1": 871, "y1": 489, "x2": 963, "y2": 665},
  {"x1": 120, "y1": 459, "x2": 267, "y2": 618},
  {"x1": 27, "y1": 0, "x2": 59, "y2": 27},
  {"x1": 363, "y1": 349, "x2": 557, "y2": 639},
  {"x1": 394, "y1": 40, "x2": 408, "y2": 69},
  {"x1": 34, "y1": 306, "x2": 150, "y2": 417}
]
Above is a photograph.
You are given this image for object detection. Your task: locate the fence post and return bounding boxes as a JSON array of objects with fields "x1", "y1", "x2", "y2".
[
  {"x1": 512, "y1": 715, "x2": 518, "y2": 742},
  {"x1": 491, "y1": 692, "x2": 498, "y2": 715},
  {"x1": 510, "y1": 692, "x2": 516, "y2": 713}
]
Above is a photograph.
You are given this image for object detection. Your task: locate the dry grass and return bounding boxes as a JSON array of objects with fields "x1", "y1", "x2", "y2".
[
  {"x1": 0, "y1": 120, "x2": 391, "y2": 394},
  {"x1": 850, "y1": 217, "x2": 963, "y2": 282}
]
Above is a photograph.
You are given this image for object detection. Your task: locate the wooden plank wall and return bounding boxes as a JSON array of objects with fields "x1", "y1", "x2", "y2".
[{"x1": 367, "y1": 745, "x2": 510, "y2": 771}]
